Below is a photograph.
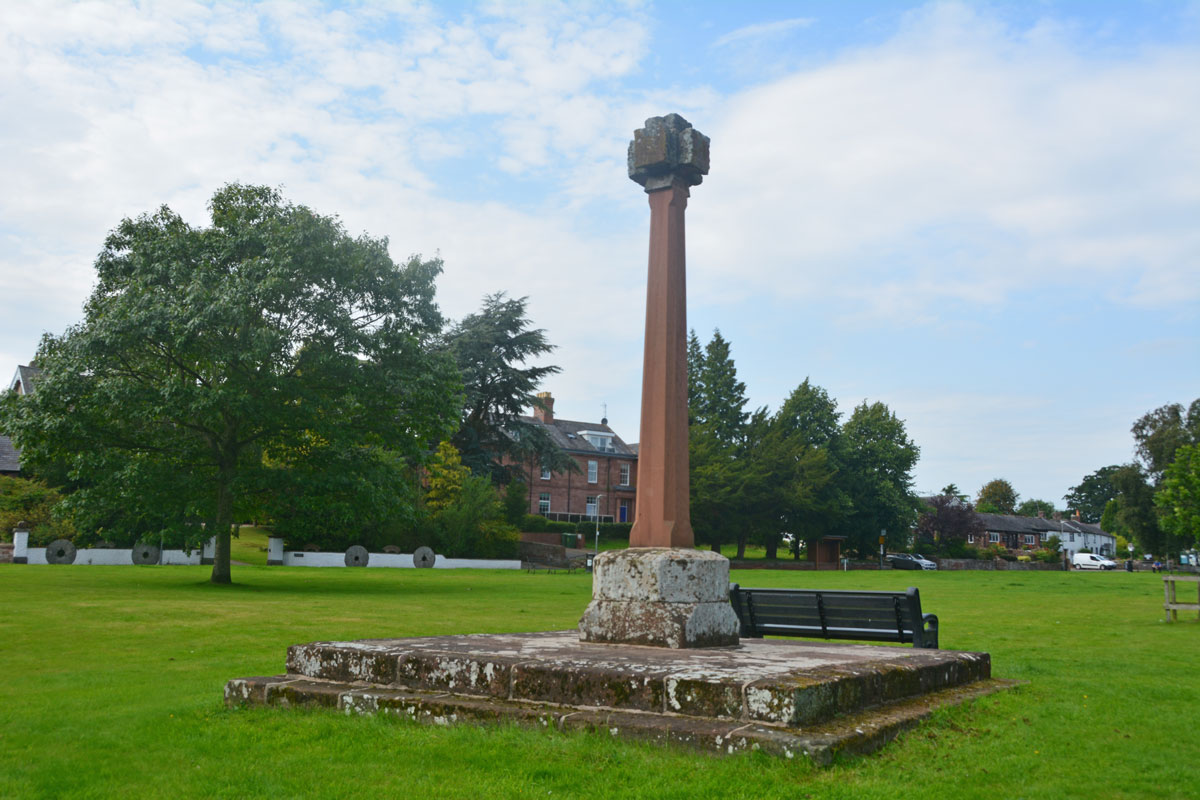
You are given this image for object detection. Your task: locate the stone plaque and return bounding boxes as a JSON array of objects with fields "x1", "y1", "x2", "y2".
[
  {"x1": 345, "y1": 545, "x2": 369, "y2": 567},
  {"x1": 413, "y1": 546, "x2": 436, "y2": 568},
  {"x1": 45, "y1": 539, "x2": 76, "y2": 565},
  {"x1": 131, "y1": 543, "x2": 161, "y2": 565}
]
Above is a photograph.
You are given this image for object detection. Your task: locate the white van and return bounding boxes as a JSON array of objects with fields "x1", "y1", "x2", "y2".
[{"x1": 1073, "y1": 552, "x2": 1116, "y2": 570}]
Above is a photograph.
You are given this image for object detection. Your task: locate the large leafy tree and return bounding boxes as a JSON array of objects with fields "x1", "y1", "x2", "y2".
[
  {"x1": 976, "y1": 478, "x2": 1019, "y2": 515},
  {"x1": 0, "y1": 184, "x2": 459, "y2": 583},
  {"x1": 768, "y1": 379, "x2": 847, "y2": 558},
  {"x1": 1109, "y1": 464, "x2": 1171, "y2": 556},
  {"x1": 838, "y1": 401, "x2": 922, "y2": 557},
  {"x1": 1156, "y1": 443, "x2": 1200, "y2": 548},
  {"x1": 1064, "y1": 465, "x2": 1122, "y2": 523},
  {"x1": 1132, "y1": 399, "x2": 1200, "y2": 481},
  {"x1": 443, "y1": 292, "x2": 570, "y2": 482},
  {"x1": 1016, "y1": 498, "x2": 1057, "y2": 518}
]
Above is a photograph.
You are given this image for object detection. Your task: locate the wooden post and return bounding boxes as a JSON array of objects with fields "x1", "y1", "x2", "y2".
[{"x1": 1162, "y1": 574, "x2": 1200, "y2": 622}]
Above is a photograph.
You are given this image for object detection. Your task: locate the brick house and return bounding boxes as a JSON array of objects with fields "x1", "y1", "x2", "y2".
[{"x1": 513, "y1": 392, "x2": 638, "y2": 524}]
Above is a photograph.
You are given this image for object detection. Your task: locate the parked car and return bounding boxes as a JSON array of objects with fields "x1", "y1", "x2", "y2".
[
  {"x1": 887, "y1": 553, "x2": 937, "y2": 570},
  {"x1": 1072, "y1": 552, "x2": 1117, "y2": 570}
]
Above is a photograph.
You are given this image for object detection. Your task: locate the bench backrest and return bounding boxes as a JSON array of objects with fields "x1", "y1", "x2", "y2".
[{"x1": 729, "y1": 585, "x2": 934, "y2": 648}]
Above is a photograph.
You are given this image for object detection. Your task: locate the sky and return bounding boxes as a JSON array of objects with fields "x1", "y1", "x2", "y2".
[{"x1": 2, "y1": 0, "x2": 1198, "y2": 507}]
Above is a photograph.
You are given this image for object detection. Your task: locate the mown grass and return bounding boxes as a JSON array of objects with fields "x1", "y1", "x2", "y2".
[
  {"x1": 229, "y1": 526, "x2": 271, "y2": 566},
  {"x1": 1, "y1": 563, "x2": 1196, "y2": 799}
]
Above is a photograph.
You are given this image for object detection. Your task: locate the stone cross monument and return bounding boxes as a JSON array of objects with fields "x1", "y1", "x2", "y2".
[{"x1": 578, "y1": 114, "x2": 740, "y2": 649}]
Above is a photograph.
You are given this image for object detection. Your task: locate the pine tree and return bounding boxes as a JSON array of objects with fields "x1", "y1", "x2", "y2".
[
  {"x1": 694, "y1": 329, "x2": 749, "y2": 446},
  {"x1": 687, "y1": 329, "x2": 749, "y2": 553}
]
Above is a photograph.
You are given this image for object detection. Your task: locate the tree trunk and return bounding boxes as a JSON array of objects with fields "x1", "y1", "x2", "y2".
[
  {"x1": 210, "y1": 466, "x2": 235, "y2": 584},
  {"x1": 765, "y1": 538, "x2": 778, "y2": 560},
  {"x1": 710, "y1": 541, "x2": 721, "y2": 555},
  {"x1": 735, "y1": 533, "x2": 747, "y2": 560}
]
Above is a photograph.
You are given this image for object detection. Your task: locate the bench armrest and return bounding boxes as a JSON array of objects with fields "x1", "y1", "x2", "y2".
[{"x1": 919, "y1": 613, "x2": 939, "y2": 649}]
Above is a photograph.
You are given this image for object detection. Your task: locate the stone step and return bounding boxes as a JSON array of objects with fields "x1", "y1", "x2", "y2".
[
  {"x1": 281, "y1": 630, "x2": 992, "y2": 728},
  {"x1": 224, "y1": 672, "x2": 1015, "y2": 765}
]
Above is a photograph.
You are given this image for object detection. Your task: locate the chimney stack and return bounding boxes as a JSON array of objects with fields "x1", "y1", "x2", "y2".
[
  {"x1": 534, "y1": 391, "x2": 554, "y2": 424},
  {"x1": 1037, "y1": 510, "x2": 1045, "y2": 519}
]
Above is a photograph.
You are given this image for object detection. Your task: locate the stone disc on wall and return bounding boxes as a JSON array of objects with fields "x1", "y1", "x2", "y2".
[
  {"x1": 45, "y1": 539, "x2": 76, "y2": 565},
  {"x1": 345, "y1": 545, "x2": 369, "y2": 567},
  {"x1": 132, "y1": 544, "x2": 161, "y2": 565},
  {"x1": 413, "y1": 546, "x2": 436, "y2": 568}
]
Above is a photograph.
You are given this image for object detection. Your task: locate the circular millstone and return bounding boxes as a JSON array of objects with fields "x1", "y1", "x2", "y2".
[
  {"x1": 345, "y1": 545, "x2": 369, "y2": 567},
  {"x1": 131, "y1": 544, "x2": 161, "y2": 565},
  {"x1": 45, "y1": 539, "x2": 77, "y2": 565},
  {"x1": 413, "y1": 546, "x2": 436, "y2": 568}
]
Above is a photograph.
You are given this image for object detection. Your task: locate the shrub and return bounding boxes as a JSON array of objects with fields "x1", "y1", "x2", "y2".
[
  {"x1": 981, "y1": 543, "x2": 1007, "y2": 560},
  {"x1": 937, "y1": 538, "x2": 975, "y2": 558},
  {"x1": 474, "y1": 520, "x2": 520, "y2": 559},
  {"x1": 1032, "y1": 548, "x2": 1061, "y2": 564},
  {"x1": 0, "y1": 475, "x2": 77, "y2": 545},
  {"x1": 519, "y1": 515, "x2": 575, "y2": 533},
  {"x1": 502, "y1": 481, "x2": 527, "y2": 527},
  {"x1": 574, "y1": 521, "x2": 632, "y2": 539}
]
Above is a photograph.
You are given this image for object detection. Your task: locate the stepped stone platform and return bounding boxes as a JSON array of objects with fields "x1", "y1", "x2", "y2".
[{"x1": 225, "y1": 631, "x2": 1013, "y2": 764}]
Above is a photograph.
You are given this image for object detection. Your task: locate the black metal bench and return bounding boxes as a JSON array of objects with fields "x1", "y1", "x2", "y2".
[{"x1": 728, "y1": 584, "x2": 939, "y2": 649}]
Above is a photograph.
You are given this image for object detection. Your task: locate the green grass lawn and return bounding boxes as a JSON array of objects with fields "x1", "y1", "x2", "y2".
[
  {"x1": 1, "y1": 564, "x2": 1196, "y2": 799},
  {"x1": 230, "y1": 526, "x2": 271, "y2": 566}
]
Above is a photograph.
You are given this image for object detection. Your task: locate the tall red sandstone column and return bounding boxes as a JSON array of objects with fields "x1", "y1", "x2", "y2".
[
  {"x1": 627, "y1": 114, "x2": 709, "y2": 549},
  {"x1": 578, "y1": 114, "x2": 736, "y2": 648}
]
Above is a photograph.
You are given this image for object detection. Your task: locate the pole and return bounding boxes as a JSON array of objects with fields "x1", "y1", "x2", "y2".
[{"x1": 595, "y1": 494, "x2": 604, "y2": 556}]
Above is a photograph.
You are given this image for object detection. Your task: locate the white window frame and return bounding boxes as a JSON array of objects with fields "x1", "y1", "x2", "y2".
[
  {"x1": 540, "y1": 464, "x2": 551, "y2": 480},
  {"x1": 619, "y1": 463, "x2": 630, "y2": 486},
  {"x1": 988, "y1": 532, "x2": 999, "y2": 544},
  {"x1": 538, "y1": 493, "x2": 550, "y2": 514},
  {"x1": 1024, "y1": 534, "x2": 1036, "y2": 546},
  {"x1": 587, "y1": 460, "x2": 598, "y2": 484},
  {"x1": 586, "y1": 495, "x2": 598, "y2": 517}
]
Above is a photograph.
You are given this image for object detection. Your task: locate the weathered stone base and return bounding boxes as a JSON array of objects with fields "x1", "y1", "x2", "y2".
[
  {"x1": 578, "y1": 548, "x2": 740, "y2": 648},
  {"x1": 225, "y1": 630, "x2": 1014, "y2": 764}
]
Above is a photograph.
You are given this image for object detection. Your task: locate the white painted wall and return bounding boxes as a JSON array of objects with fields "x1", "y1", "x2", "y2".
[
  {"x1": 267, "y1": 536, "x2": 283, "y2": 564},
  {"x1": 25, "y1": 548, "x2": 203, "y2": 565},
  {"x1": 280, "y1": 550, "x2": 520, "y2": 570},
  {"x1": 1060, "y1": 531, "x2": 1117, "y2": 558}
]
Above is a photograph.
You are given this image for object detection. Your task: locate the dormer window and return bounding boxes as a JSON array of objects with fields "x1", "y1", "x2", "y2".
[{"x1": 579, "y1": 430, "x2": 614, "y2": 452}]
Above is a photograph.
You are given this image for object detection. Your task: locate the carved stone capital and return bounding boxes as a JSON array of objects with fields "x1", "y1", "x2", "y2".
[{"x1": 628, "y1": 113, "x2": 709, "y2": 190}]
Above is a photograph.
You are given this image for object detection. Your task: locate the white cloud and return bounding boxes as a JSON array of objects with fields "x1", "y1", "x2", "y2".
[
  {"x1": 691, "y1": 3, "x2": 1200, "y2": 319},
  {"x1": 712, "y1": 17, "x2": 815, "y2": 49},
  {"x1": 1, "y1": 1, "x2": 1196, "y2": 502}
]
